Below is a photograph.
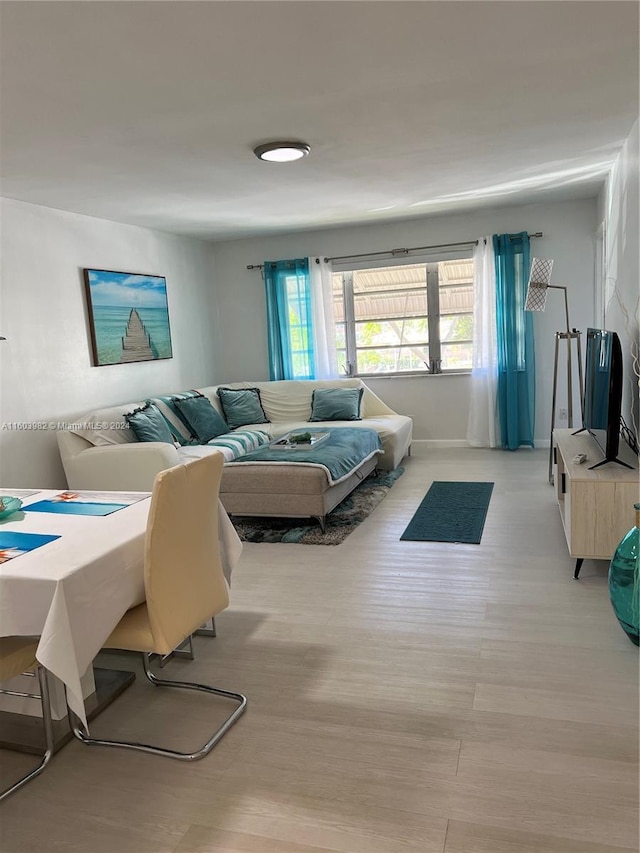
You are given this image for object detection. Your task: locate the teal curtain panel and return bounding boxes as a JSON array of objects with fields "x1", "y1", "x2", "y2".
[
  {"x1": 493, "y1": 233, "x2": 535, "y2": 450},
  {"x1": 264, "y1": 258, "x2": 314, "y2": 380}
]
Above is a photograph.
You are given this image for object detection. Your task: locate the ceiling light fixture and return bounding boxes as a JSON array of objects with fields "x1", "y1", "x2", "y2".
[{"x1": 253, "y1": 141, "x2": 310, "y2": 162}]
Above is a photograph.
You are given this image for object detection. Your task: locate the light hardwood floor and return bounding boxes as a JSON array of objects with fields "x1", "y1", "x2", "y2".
[{"x1": 1, "y1": 447, "x2": 638, "y2": 853}]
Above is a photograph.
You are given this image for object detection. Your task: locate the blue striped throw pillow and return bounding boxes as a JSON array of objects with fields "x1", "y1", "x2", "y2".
[
  {"x1": 149, "y1": 391, "x2": 203, "y2": 444},
  {"x1": 206, "y1": 429, "x2": 270, "y2": 461}
]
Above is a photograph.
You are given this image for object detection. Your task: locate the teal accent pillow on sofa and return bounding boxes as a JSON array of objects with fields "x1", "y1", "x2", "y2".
[
  {"x1": 125, "y1": 403, "x2": 176, "y2": 444},
  {"x1": 173, "y1": 395, "x2": 229, "y2": 443},
  {"x1": 217, "y1": 388, "x2": 269, "y2": 429},
  {"x1": 150, "y1": 391, "x2": 203, "y2": 444},
  {"x1": 309, "y1": 388, "x2": 363, "y2": 421}
]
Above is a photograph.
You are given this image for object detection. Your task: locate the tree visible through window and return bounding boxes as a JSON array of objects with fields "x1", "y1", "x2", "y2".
[
  {"x1": 332, "y1": 259, "x2": 474, "y2": 375},
  {"x1": 286, "y1": 273, "x2": 314, "y2": 379}
]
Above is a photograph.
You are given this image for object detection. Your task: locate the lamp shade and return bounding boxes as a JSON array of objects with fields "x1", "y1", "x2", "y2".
[{"x1": 525, "y1": 258, "x2": 554, "y2": 312}]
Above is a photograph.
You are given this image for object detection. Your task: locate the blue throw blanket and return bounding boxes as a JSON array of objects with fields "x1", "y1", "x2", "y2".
[{"x1": 227, "y1": 427, "x2": 383, "y2": 485}]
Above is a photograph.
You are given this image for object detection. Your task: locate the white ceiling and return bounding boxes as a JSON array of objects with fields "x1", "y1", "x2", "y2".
[{"x1": 1, "y1": 1, "x2": 638, "y2": 241}]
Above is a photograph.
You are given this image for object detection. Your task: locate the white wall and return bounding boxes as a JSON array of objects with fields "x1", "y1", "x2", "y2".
[
  {"x1": 0, "y1": 199, "x2": 218, "y2": 487},
  {"x1": 600, "y1": 120, "x2": 639, "y2": 445},
  {"x1": 211, "y1": 198, "x2": 598, "y2": 444},
  {"x1": 0, "y1": 194, "x2": 603, "y2": 491}
]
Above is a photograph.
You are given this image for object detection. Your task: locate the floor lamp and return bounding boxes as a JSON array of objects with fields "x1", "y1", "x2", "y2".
[{"x1": 525, "y1": 259, "x2": 584, "y2": 483}]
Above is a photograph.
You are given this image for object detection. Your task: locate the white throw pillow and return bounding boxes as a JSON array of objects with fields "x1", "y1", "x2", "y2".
[{"x1": 69, "y1": 403, "x2": 143, "y2": 446}]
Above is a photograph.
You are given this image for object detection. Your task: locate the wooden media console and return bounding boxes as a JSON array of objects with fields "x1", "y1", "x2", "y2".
[{"x1": 552, "y1": 429, "x2": 638, "y2": 578}]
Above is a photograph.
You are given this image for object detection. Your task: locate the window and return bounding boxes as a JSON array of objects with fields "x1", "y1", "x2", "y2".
[
  {"x1": 284, "y1": 271, "x2": 314, "y2": 379},
  {"x1": 332, "y1": 258, "x2": 474, "y2": 376}
]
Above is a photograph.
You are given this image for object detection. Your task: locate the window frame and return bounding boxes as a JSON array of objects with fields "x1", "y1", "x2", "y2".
[{"x1": 332, "y1": 252, "x2": 474, "y2": 378}]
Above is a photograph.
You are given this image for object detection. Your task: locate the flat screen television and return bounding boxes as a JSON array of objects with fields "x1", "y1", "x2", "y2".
[{"x1": 582, "y1": 328, "x2": 630, "y2": 470}]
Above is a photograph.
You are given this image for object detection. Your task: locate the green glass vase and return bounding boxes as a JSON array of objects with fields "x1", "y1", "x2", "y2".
[{"x1": 608, "y1": 503, "x2": 640, "y2": 646}]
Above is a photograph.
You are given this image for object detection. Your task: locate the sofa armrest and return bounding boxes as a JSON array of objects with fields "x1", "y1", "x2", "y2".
[{"x1": 62, "y1": 442, "x2": 180, "y2": 491}]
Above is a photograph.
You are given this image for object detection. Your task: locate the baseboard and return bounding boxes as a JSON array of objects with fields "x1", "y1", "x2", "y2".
[
  {"x1": 411, "y1": 439, "x2": 470, "y2": 448},
  {"x1": 410, "y1": 439, "x2": 551, "y2": 449}
]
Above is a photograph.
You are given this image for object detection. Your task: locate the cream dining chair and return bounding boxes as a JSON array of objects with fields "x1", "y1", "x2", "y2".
[
  {"x1": 0, "y1": 637, "x2": 54, "y2": 801},
  {"x1": 68, "y1": 452, "x2": 247, "y2": 761}
]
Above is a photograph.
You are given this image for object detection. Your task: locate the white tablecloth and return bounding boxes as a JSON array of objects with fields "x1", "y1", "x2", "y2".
[{"x1": 0, "y1": 490, "x2": 242, "y2": 728}]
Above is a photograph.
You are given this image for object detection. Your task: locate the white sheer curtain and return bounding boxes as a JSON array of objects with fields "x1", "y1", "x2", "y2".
[
  {"x1": 308, "y1": 257, "x2": 339, "y2": 379},
  {"x1": 467, "y1": 237, "x2": 499, "y2": 447}
]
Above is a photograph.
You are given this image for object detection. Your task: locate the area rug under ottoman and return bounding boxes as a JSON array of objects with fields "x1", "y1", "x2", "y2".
[{"x1": 231, "y1": 467, "x2": 404, "y2": 545}]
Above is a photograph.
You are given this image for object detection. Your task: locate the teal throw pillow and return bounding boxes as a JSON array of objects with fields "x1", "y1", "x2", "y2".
[
  {"x1": 150, "y1": 391, "x2": 203, "y2": 444},
  {"x1": 309, "y1": 388, "x2": 363, "y2": 422},
  {"x1": 217, "y1": 387, "x2": 269, "y2": 430},
  {"x1": 125, "y1": 403, "x2": 175, "y2": 444},
  {"x1": 173, "y1": 395, "x2": 229, "y2": 443}
]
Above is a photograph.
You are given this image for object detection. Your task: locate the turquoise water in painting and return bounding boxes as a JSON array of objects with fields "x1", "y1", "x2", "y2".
[{"x1": 92, "y1": 306, "x2": 173, "y2": 364}]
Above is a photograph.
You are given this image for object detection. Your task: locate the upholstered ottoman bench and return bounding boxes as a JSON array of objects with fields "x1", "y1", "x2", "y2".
[{"x1": 219, "y1": 427, "x2": 382, "y2": 531}]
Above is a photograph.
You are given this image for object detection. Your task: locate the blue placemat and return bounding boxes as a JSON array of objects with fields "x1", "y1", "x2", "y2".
[
  {"x1": 24, "y1": 500, "x2": 127, "y2": 517},
  {"x1": 0, "y1": 531, "x2": 61, "y2": 562}
]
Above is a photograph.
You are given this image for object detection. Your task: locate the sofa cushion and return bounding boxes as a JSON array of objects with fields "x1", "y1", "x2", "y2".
[
  {"x1": 149, "y1": 391, "x2": 203, "y2": 444},
  {"x1": 200, "y1": 379, "x2": 392, "y2": 423},
  {"x1": 173, "y1": 395, "x2": 229, "y2": 443},
  {"x1": 217, "y1": 388, "x2": 269, "y2": 429},
  {"x1": 309, "y1": 387, "x2": 363, "y2": 422},
  {"x1": 125, "y1": 403, "x2": 176, "y2": 445}
]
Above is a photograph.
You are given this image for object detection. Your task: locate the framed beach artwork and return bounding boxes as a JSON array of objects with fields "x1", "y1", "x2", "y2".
[{"x1": 83, "y1": 269, "x2": 173, "y2": 366}]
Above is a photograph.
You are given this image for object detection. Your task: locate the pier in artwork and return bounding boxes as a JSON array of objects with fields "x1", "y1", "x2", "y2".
[{"x1": 120, "y1": 308, "x2": 154, "y2": 362}]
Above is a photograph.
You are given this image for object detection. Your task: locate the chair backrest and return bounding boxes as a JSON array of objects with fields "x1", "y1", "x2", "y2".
[
  {"x1": 0, "y1": 637, "x2": 38, "y2": 681},
  {"x1": 144, "y1": 453, "x2": 229, "y2": 653}
]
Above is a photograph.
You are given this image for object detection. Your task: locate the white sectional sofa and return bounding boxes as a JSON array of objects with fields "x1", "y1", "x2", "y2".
[{"x1": 57, "y1": 379, "x2": 413, "y2": 493}]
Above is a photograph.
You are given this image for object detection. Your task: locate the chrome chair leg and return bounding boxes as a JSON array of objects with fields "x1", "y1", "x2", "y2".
[
  {"x1": 69, "y1": 653, "x2": 246, "y2": 762},
  {"x1": 195, "y1": 617, "x2": 217, "y2": 637},
  {"x1": 156, "y1": 634, "x2": 194, "y2": 668},
  {"x1": 0, "y1": 667, "x2": 55, "y2": 802}
]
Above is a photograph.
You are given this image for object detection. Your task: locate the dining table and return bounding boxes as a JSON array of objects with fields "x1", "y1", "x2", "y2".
[{"x1": 0, "y1": 488, "x2": 242, "y2": 729}]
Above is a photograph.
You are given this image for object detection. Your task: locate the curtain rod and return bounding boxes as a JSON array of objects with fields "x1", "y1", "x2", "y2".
[
  {"x1": 247, "y1": 259, "x2": 315, "y2": 271},
  {"x1": 325, "y1": 233, "x2": 543, "y2": 264},
  {"x1": 246, "y1": 232, "x2": 543, "y2": 269}
]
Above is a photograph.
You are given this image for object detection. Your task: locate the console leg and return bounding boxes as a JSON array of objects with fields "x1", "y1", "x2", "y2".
[{"x1": 574, "y1": 558, "x2": 584, "y2": 579}]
